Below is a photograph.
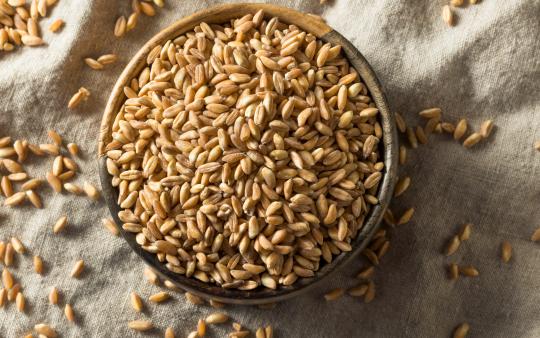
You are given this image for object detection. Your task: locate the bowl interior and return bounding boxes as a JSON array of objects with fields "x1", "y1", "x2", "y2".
[{"x1": 98, "y1": 3, "x2": 397, "y2": 305}]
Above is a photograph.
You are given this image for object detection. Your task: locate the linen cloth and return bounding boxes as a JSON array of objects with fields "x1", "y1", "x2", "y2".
[{"x1": 1, "y1": 0, "x2": 539, "y2": 337}]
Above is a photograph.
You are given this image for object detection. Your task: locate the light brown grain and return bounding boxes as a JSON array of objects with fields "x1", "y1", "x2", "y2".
[
  {"x1": 70, "y1": 259, "x2": 84, "y2": 278},
  {"x1": 454, "y1": 119, "x2": 467, "y2": 140},
  {"x1": 206, "y1": 313, "x2": 229, "y2": 324},
  {"x1": 128, "y1": 320, "x2": 153, "y2": 331},
  {"x1": 459, "y1": 223, "x2": 472, "y2": 241},
  {"x1": 35, "y1": 323, "x2": 57, "y2": 337},
  {"x1": 53, "y1": 216, "x2": 67, "y2": 234},
  {"x1": 463, "y1": 133, "x2": 482, "y2": 148},
  {"x1": 49, "y1": 18, "x2": 64, "y2": 32},
  {"x1": 531, "y1": 228, "x2": 540, "y2": 242},
  {"x1": 397, "y1": 208, "x2": 415, "y2": 225},
  {"x1": 442, "y1": 5, "x2": 454, "y2": 26},
  {"x1": 459, "y1": 265, "x2": 479, "y2": 277},
  {"x1": 130, "y1": 292, "x2": 143, "y2": 312},
  {"x1": 453, "y1": 323, "x2": 470, "y2": 338},
  {"x1": 49, "y1": 287, "x2": 59, "y2": 304},
  {"x1": 445, "y1": 235, "x2": 461, "y2": 256},
  {"x1": 501, "y1": 241, "x2": 512, "y2": 263},
  {"x1": 149, "y1": 291, "x2": 169, "y2": 303},
  {"x1": 65, "y1": 304, "x2": 75, "y2": 322},
  {"x1": 324, "y1": 287, "x2": 345, "y2": 301}
]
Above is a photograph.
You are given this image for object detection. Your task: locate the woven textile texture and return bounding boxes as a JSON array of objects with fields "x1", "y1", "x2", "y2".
[{"x1": 1, "y1": 0, "x2": 539, "y2": 337}]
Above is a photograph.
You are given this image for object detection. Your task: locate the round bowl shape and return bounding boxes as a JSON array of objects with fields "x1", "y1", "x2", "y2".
[{"x1": 98, "y1": 3, "x2": 397, "y2": 305}]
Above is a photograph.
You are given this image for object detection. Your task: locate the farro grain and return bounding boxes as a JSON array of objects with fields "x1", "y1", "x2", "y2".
[
  {"x1": 265, "y1": 325, "x2": 273, "y2": 338},
  {"x1": 463, "y1": 133, "x2": 482, "y2": 148},
  {"x1": 415, "y1": 126, "x2": 428, "y2": 144},
  {"x1": 70, "y1": 259, "x2": 84, "y2": 278},
  {"x1": 4, "y1": 191, "x2": 26, "y2": 206},
  {"x1": 197, "y1": 318, "x2": 207, "y2": 337},
  {"x1": 364, "y1": 280, "x2": 375, "y2": 303},
  {"x1": 165, "y1": 327, "x2": 175, "y2": 338},
  {"x1": 209, "y1": 299, "x2": 225, "y2": 308},
  {"x1": 357, "y1": 266, "x2": 375, "y2": 279},
  {"x1": 185, "y1": 292, "x2": 203, "y2": 305},
  {"x1": 130, "y1": 292, "x2": 143, "y2": 312},
  {"x1": 441, "y1": 122, "x2": 455, "y2": 134},
  {"x1": 450, "y1": 0, "x2": 464, "y2": 6},
  {"x1": 67, "y1": 143, "x2": 79, "y2": 156},
  {"x1": 83, "y1": 182, "x2": 100, "y2": 200},
  {"x1": 397, "y1": 208, "x2": 415, "y2": 225},
  {"x1": 399, "y1": 145, "x2": 407, "y2": 165},
  {"x1": 65, "y1": 304, "x2": 75, "y2": 322},
  {"x1": 97, "y1": 54, "x2": 117, "y2": 65},
  {"x1": 47, "y1": 130, "x2": 62, "y2": 145},
  {"x1": 459, "y1": 265, "x2": 479, "y2": 277},
  {"x1": 149, "y1": 291, "x2": 169, "y2": 303},
  {"x1": 479, "y1": 120, "x2": 494, "y2": 138},
  {"x1": 324, "y1": 287, "x2": 345, "y2": 301},
  {"x1": 348, "y1": 284, "x2": 368, "y2": 297},
  {"x1": 453, "y1": 323, "x2": 470, "y2": 338},
  {"x1": 531, "y1": 228, "x2": 540, "y2": 242},
  {"x1": 53, "y1": 216, "x2": 67, "y2": 234},
  {"x1": 418, "y1": 108, "x2": 441, "y2": 119},
  {"x1": 34, "y1": 323, "x2": 57, "y2": 337},
  {"x1": 0, "y1": 136, "x2": 11, "y2": 148},
  {"x1": 64, "y1": 182, "x2": 83, "y2": 194},
  {"x1": 8, "y1": 283, "x2": 20, "y2": 301},
  {"x1": 114, "y1": 16, "x2": 127, "y2": 37},
  {"x1": 49, "y1": 18, "x2": 64, "y2": 32},
  {"x1": 16, "y1": 292, "x2": 25, "y2": 312},
  {"x1": 206, "y1": 313, "x2": 229, "y2": 324},
  {"x1": 144, "y1": 267, "x2": 159, "y2": 285},
  {"x1": 501, "y1": 241, "x2": 512, "y2": 263},
  {"x1": 84, "y1": 58, "x2": 104, "y2": 70},
  {"x1": 256, "y1": 328, "x2": 266, "y2": 338},
  {"x1": 535, "y1": 141, "x2": 540, "y2": 151},
  {"x1": 445, "y1": 235, "x2": 461, "y2": 256},
  {"x1": 2, "y1": 268, "x2": 14, "y2": 289},
  {"x1": 394, "y1": 176, "x2": 411, "y2": 197},
  {"x1": 34, "y1": 255, "x2": 44, "y2": 274},
  {"x1": 22, "y1": 178, "x2": 42, "y2": 191},
  {"x1": 406, "y1": 127, "x2": 418, "y2": 148},
  {"x1": 0, "y1": 241, "x2": 4, "y2": 262},
  {"x1": 453, "y1": 119, "x2": 467, "y2": 140},
  {"x1": 10, "y1": 237, "x2": 24, "y2": 253},
  {"x1": 46, "y1": 172, "x2": 62, "y2": 192},
  {"x1": 449, "y1": 263, "x2": 459, "y2": 280},
  {"x1": 49, "y1": 287, "x2": 59, "y2": 304},
  {"x1": 458, "y1": 223, "x2": 472, "y2": 241},
  {"x1": 128, "y1": 320, "x2": 153, "y2": 331},
  {"x1": 140, "y1": 2, "x2": 156, "y2": 16},
  {"x1": 127, "y1": 12, "x2": 138, "y2": 31},
  {"x1": 442, "y1": 5, "x2": 454, "y2": 26},
  {"x1": 13, "y1": 139, "x2": 27, "y2": 162},
  {"x1": 8, "y1": 172, "x2": 28, "y2": 181},
  {"x1": 102, "y1": 218, "x2": 119, "y2": 236},
  {"x1": 0, "y1": 288, "x2": 6, "y2": 307},
  {"x1": 21, "y1": 34, "x2": 44, "y2": 46},
  {"x1": 4, "y1": 243, "x2": 14, "y2": 266},
  {"x1": 395, "y1": 113, "x2": 406, "y2": 133}
]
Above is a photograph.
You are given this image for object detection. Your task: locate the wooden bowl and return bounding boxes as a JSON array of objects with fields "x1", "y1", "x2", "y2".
[{"x1": 98, "y1": 3, "x2": 398, "y2": 305}]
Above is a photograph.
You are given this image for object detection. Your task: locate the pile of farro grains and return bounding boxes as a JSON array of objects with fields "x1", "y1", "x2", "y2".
[{"x1": 2, "y1": 1, "x2": 540, "y2": 338}]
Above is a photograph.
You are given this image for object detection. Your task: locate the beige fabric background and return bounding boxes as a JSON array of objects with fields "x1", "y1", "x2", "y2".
[{"x1": 1, "y1": 0, "x2": 540, "y2": 337}]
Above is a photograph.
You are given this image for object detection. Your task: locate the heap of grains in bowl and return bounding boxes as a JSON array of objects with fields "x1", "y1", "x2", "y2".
[{"x1": 105, "y1": 10, "x2": 384, "y2": 290}]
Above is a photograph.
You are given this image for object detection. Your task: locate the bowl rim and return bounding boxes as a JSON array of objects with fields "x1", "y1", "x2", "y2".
[{"x1": 98, "y1": 3, "x2": 398, "y2": 305}]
